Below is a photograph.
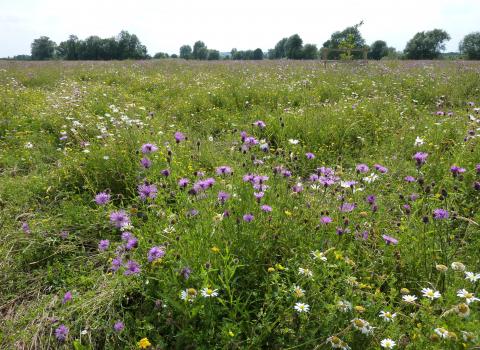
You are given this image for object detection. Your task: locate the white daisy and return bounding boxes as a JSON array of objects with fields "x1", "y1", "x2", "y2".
[
  {"x1": 402, "y1": 295, "x2": 417, "y2": 303},
  {"x1": 288, "y1": 139, "x2": 300, "y2": 145},
  {"x1": 414, "y1": 136, "x2": 424, "y2": 146},
  {"x1": 380, "y1": 338, "x2": 396, "y2": 349},
  {"x1": 434, "y1": 327, "x2": 450, "y2": 339},
  {"x1": 363, "y1": 173, "x2": 379, "y2": 183},
  {"x1": 180, "y1": 288, "x2": 197, "y2": 302},
  {"x1": 457, "y1": 289, "x2": 479, "y2": 304},
  {"x1": 336, "y1": 300, "x2": 352, "y2": 312},
  {"x1": 292, "y1": 285, "x2": 305, "y2": 298},
  {"x1": 327, "y1": 336, "x2": 351, "y2": 349},
  {"x1": 294, "y1": 302, "x2": 310, "y2": 313},
  {"x1": 298, "y1": 267, "x2": 313, "y2": 278},
  {"x1": 24, "y1": 142, "x2": 34, "y2": 149},
  {"x1": 201, "y1": 287, "x2": 218, "y2": 298},
  {"x1": 379, "y1": 310, "x2": 396, "y2": 322},
  {"x1": 465, "y1": 271, "x2": 480, "y2": 283},
  {"x1": 421, "y1": 288, "x2": 441, "y2": 300},
  {"x1": 351, "y1": 318, "x2": 374, "y2": 335},
  {"x1": 311, "y1": 250, "x2": 327, "y2": 261}
]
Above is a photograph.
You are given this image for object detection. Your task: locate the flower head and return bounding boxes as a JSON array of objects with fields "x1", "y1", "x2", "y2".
[
  {"x1": 138, "y1": 337, "x2": 151, "y2": 349},
  {"x1": 421, "y1": 288, "x2": 441, "y2": 300},
  {"x1": 124, "y1": 260, "x2": 141, "y2": 276},
  {"x1": 141, "y1": 143, "x2": 158, "y2": 154},
  {"x1": 114, "y1": 321, "x2": 124, "y2": 332},
  {"x1": 174, "y1": 131, "x2": 186, "y2": 143},
  {"x1": 380, "y1": 338, "x2": 396, "y2": 349},
  {"x1": 433, "y1": 208, "x2": 449, "y2": 220},
  {"x1": 110, "y1": 210, "x2": 130, "y2": 228},
  {"x1": 413, "y1": 152, "x2": 428, "y2": 166},
  {"x1": 98, "y1": 239, "x2": 110, "y2": 251},
  {"x1": 148, "y1": 246, "x2": 166, "y2": 263},
  {"x1": 201, "y1": 287, "x2": 219, "y2": 298},
  {"x1": 294, "y1": 302, "x2": 310, "y2": 313},
  {"x1": 55, "y1": 324, "x2": 69, "y2": 342},
  {"x1": 457, "y1": 289, "x2": 479, "y2": 304},
  {"x1": 95, "y1": 192, "x2": 111, "y2": 205}
]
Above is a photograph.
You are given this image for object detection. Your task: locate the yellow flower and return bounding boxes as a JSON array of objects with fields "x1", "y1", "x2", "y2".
[
  {"x1": 267, "y1": 267, "x2": 275, "y2": 273},
  {"x1": 354, "y1": 305, "x2": 366, "y2": 313},
  {"x1": 275, "y1": 263, "x2": 285, "y2": 271},
  {"x1": 228, "y1": 331, "x2": 235, "y2": 337},
  {"x1": 284, "y1": 210, "x2": 292, "y2": 216},
  {"x1": 211, "y1": 246, "x2": 220, "y2": 253},
  {"x1": 138, "y1": 337, "x2": 151, "y2": 349}
]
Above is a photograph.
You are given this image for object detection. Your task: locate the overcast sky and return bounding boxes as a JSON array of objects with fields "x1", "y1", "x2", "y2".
[{"x1": 1, "y1": 0, "x2": 479, "y2": 57}]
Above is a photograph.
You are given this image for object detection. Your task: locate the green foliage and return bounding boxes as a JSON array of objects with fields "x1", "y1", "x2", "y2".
[
  {"x1": 253, "y1": 48, "x2": 264, "y2": 60},
  {"x1": 1, "y1": 60, "x2": 480, "y2": 349},
  {"x1": 404, "y1": 29, "x2": 451, "y2": 59},
  {"x1": 207, "y1": 49, "x2": 220, "y2": 60},
  {"x1": 323, "y1": 22, "x2": 366, "y2": 59},
  {"x1": 285, "y1": 34, "x2": 303, "y2": 59},
  {"x1": 459, "y1": 32, "x2": 480, "y2": 60},
  {"x1": 192, "y1": 41, "x2": 208, "y2": 60},
  {"x1": 179, "y1": 45, "x2": 192, "y2": 59},
  {"x1": 368, "y1": 40, "x2": 389, "y2": 60}
]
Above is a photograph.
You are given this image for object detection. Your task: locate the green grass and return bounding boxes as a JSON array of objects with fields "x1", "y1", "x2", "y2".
[{"x1": 0, "y1": 60, "x2": 479, "y2": 349}]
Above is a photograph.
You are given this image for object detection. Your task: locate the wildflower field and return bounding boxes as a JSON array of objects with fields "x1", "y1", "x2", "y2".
[{"x1": 1, "y1": 60, "x2": 480, "y2": 349}]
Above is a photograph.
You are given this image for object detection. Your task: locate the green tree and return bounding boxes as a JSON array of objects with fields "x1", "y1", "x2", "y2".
[
  {"x1": 154, "y1": 52, "x2": 169, "y2": 59},
  {"x1": 404, "y1": 29, "x2": 450, "y2": 59},
  {"x1": 57, "y1": 35, "x2": 80, "y2": 60},
  {"x1": 179, "y1": 45, "x2": 192, "y2": 59},
  {"x1": 31, "y1": 36, "x2": 56, "y2": 60},
  {"x1": 323, "y1": 22, "x2": 366, "y2": 59},
  {"x1": 302, "y1": 44, "x2": 318, "y2": 59},
  {"x1": 285, "y1": 34, "x2": 303, "y2": 59},
  {"x1": 192, "y1": 41, "x2": 208, "y2": 60},
  {"x1": 459, "y1": 32, "x2": 480, "y2": 60},
  {"x1": 116, "y1": 31, "x2": 147, "y2": 59},
  {"x1": 207, "y1": 50, "x2": 220, "y2": 60},
  {"x1": 368, "y1": 40, "x2": 389, "y2": 60},
  {"x1": 273, "y1": 38, "x2": 288, "y2": 58},
  {"x1": 253, "y1": 48, "x2": 263, "y2": 60}
]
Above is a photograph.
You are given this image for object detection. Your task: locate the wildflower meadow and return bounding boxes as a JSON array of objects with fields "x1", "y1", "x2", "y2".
[{"x1": 0, "y1": 60, "x2": 479, "y2": 349}]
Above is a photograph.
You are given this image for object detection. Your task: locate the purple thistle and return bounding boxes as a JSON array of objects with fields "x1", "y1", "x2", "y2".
[
  {"x1": 55, "y1": 324, "x2": 69, "y2": 342},
  {"x1": 109, "y1": 210, "x2": 130, "y2": 228},
  {"x1": 124, "y1": 260, "x2": 141, "y2": 276},
  {"x1": 114, "y1": 321, "x2": 125, "y2": 332},
  {"x1": 243, "y1": 213, "x2": 254, "y2": 222},
  {"x1": 62, "y1": 291, "x2": 72, "y2": 304},
  {"x1": 473, "y1": 181, "x2": 480, "y2": 191},
  {"x1": 382, "y1": 234, "x2": 398, "y2": 245},
  {"x1": 141, "y1": 143, "x2": 158, "y2": 154},
  {"x1": 174, "y1": 131, "x2": 186, "y2": 143},
  {"x1": 161, "y1": 169, "x2": 171, "y2": 177},
  {"x1": 366, "y1": 195, "x2": 376, "y2": 205},
  {"x1": 140, "y1": 157, "x2": 152, "y2": 168},
  {"x1": 95, "y1": 192, "x2": 110, "y2": 205},
  {"x1": 413, "y1": 152, "x2": 428, "y2": 166},
  {"x1": 433, "y1": 208, "x2": 449, "y2": 220},
  {"x1": 292, "y1": 183, "x2": 303, "y2": 193},
  {"x1": 98, "y1": 239, "x2": 110, "y2": 251},
  {"x1": 475, "y1": 164, "x2": 480, "y2": 174},
  {"x1": 121, "y1": 231, "x2": 133, "y2": 241},
  {"x1": 306, "y1": 152, "x2": 315, "y2": 160},
  {"x1": 125, "y1": 237, "x2": 138, "y2": 250},
  {"x1": 138, "y1": 183, "x2": 158, "y2": 201},
  {"x1": 148, "y1": 246, "x2": 166, "y2": 262}
]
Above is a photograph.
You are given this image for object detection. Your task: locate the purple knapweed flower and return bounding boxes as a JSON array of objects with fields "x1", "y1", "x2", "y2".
[
  {"x1": 148, "y1": 246, "x2": 166, "y2": 262},
  {"x1": 187, "y1": 209, "x2": 199, "y2": 217},
  {"x1": 320, "y1": 216, "x2": 332, "y2": 224},
  {"x1": 218, "y1": 191, "x2": 230, "y2": 204},
  {"x1": 356, "y1": 164, "x2": 369, "y2": 173},
  {"x1": 450, "y1": 166, "x2": 466, "y2": 176},
  {"x1": 124, "y1": 260, "x2": 141, "y2": 276},
  {"x1": 404, "y1": 176, "x2": 416, "y2": 183},
  {"x1": 180, "y1": 267, "x2": 192, "y2": 280},
  {"x1": 114, "y1": 321, "x2": 124, "y2": 332},
  {"x1": 138, "y1": 183, "x2": 158, "y2": 201},
  {"x1": 306, "y1": 152, "x2": 315, "y2": 160},
  {"x1": 95, "y1": 192, "x2": 110, "y2": 205},
  {"x1": 98, "y1": 239, "x2": 110, "y2": 251},
  {"x1": 374, "y1": 164, "x2": 388, "y2": 173},
  {"x1": 254, "y1": 192, "x2": 265, "y2": 201},
  {"x1": 292, "y1": 183, "x2": 303, "y2": 193},
  {"x1": 55, "y1": 325, "x2": 69, "y2": 342},
  {"x1": 340, "y1": 202, "x2": 356, "y2": 213},
  {"x1": 62, "y1": 291, "x2": 72, "y2": 304},
  {"x1": 261, "y1": 205, "x2": 272, "y2": 212},
  {"x1": 125, "y1": 237, "x2": 138, "y2": 250},
  {"x1": 216, "y1": 166, "x2": 233, "y2": 175},
  {"x1": 413, "y1": 152, "x2": 428, "y2": 166},
  {"x1": 121, "y1": 231, "x2": 133, "y2": 241},
  {"x1": 366, "y1": 195, "x2": 376, "y2": 204},
  {"x1": 253, "y1": 120, "x2": 266, "y2": 128},
  {"x1": 473, "y1": 181, "x2": 480, "y2": 191},
  {"x1": 382, "y1": 234, "x2": 398, "y2": 245},
  {"x1": 433, "y1": 208, "x2": 449, "y2": 220},
  {"x1": 243, "y1": 213, "x2": 254, "y2": 222},
  {"x1": 475, "y1": 164, "x2": 480, "y2": 174},
  {"x1": 141, "y1": 143, "x2": 158, "y2": 154},
  {"x1": 111, "y1": 257, "x2": 122, "y2": 272},
  {"x1": 21, "y1": 222, "x2": 31, "y2": 234},
  {"x1": 140, "y1": 157, "x2": 152, "y2": 168},
  {"x1": 178, "y1": 178, "x2": 189, "y2": 188},
  {"x1": 110, "y1": 210, "x2": 130, "y2": 228},
  {"x1": 161, "y1": 169, "x2": 171, "y2": 177},
  {"x1": 174, "y1": 131, "x2": 186, "y2": 143}
]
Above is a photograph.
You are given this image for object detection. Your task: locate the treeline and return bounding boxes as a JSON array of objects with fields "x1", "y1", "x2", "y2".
[{"x1": 12, "y1": 25, "x2": 480, "y2": 61}]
